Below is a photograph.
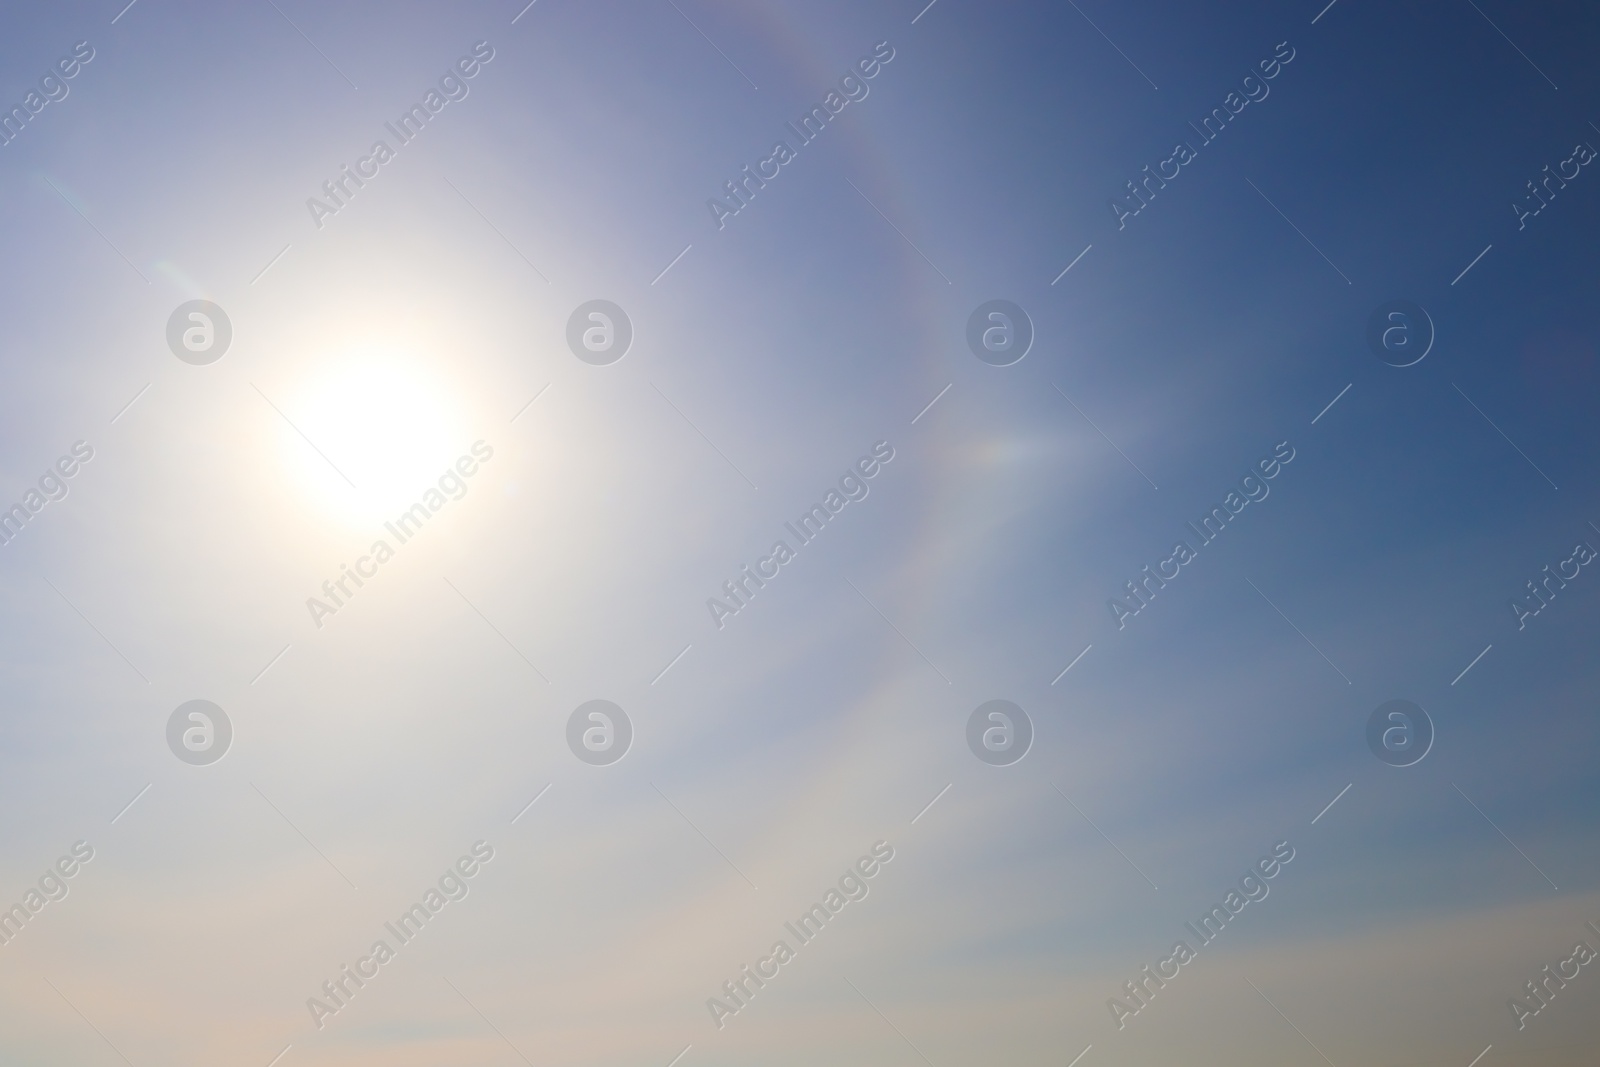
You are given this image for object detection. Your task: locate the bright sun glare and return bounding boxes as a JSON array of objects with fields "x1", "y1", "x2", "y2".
[{"x1": 278, "y1": 348, "x2": 469, "y2": 527}]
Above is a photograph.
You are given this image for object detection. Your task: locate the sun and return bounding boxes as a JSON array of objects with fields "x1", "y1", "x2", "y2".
[{"x1": 273, "y1": 345, "x2": 470, "y2": 528}]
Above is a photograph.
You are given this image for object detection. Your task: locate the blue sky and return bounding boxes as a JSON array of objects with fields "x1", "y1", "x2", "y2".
[{"x1": 0, "y1": 1, "x2": 1598, "y2": 1065}]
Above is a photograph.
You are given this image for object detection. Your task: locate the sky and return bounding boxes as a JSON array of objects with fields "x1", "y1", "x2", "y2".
[{"x1": 0, "y1": 0, "x2": 1599, "y2": 1065}]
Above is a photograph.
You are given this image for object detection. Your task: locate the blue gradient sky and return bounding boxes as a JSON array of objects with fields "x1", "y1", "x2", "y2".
[{"x1": 1, "y1": 1, "x2": 1599, "y2": 1065}]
